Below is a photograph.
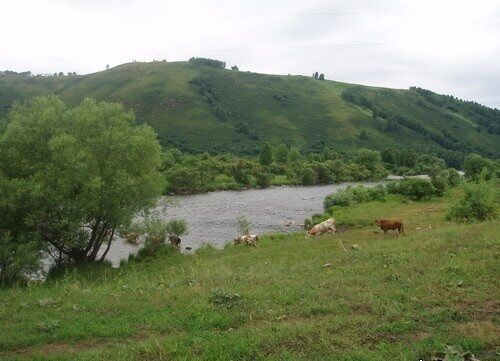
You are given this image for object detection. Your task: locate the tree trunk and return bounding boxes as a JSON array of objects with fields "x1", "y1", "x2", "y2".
[
  {"x1": 84, "y1": 218, "x2": 102, "y2": 255},
  {"x1": 88, "y1": 225, "x2": 107, "y2": 262},
  {"x1": 100, "y1": 229, "x2": 115, "y2": 262}
]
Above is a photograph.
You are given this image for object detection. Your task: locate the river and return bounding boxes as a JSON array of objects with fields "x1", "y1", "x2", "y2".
[{"x1": 100, "y1": 180, "x2": 386, "y2": 266}]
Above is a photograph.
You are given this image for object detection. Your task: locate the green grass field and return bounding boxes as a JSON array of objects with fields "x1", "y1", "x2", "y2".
[
  {"x1": 1, "y1": 61, "x2": 498, "y2": 157},
  {"x1": 1, "y1": 189, "x2": 499, "y2": 360}
]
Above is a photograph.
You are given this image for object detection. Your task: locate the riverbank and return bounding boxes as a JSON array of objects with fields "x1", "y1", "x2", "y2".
[{"x1": 1, "y1": 188, "x2": 498, "y2": 360}]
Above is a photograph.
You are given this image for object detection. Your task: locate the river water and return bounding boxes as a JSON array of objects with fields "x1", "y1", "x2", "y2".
[{"x1": 100, "y1": 180, "x2": 385, "y2": 266}]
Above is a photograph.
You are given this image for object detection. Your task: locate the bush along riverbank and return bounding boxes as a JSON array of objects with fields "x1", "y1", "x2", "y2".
[
  {"x1": 305, "y1": 172, "x2": 463, "y2": 228},
  {"x1": 160, "y1": 145, "x2": 487, "y2": 195}
]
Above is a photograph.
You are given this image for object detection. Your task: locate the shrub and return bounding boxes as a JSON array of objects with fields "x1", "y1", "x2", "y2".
[
  {"x1": 137, "y1": 218, "x2": 187, "y2": 257},
  {"x1": 323, "y1": 185, "x2": 387, "y2": 211},
  {"x1": 166, "y1": 219, "x2": 188, "y2": 238},
  {"x1": 230, "y1": 161, "x2": 251, "y2": 186},
  {"x1": 255, "y1": 172, "x2": 271, "y2": 188},
  {"x1": 446, "y1": 168, "x2": 462, "y2": 187},
  {"x1": 348, "y1": 186, "x2": 372, "y2": 203},
  {"x1": 209, "y1": 289, "x2": 242, "y2": 308},
  {"x1": 237, "y1": 215, "x2": 252, "y2": 235},
  {"x1": 431, "y1": 171, "x2": 450, "y2": 196},
  {"x1": 387, "y1": 178, "x2": 436, "y2": 200},
  {"x1": 463, "y1": 154, "x2": 495, "y2": 181},
  {"x1": 367, "y1": 184, "x2": 388, "y2": 200},
  {"x1": 141, "y1": 219, "x2": 169, "y2": 257},
  {"x1": 165, "y1": 165, "x2": 203, "y2": 193},
  {"x1": 299, "y1": 166, "x2": 317, "y2": 185},
  {"x1": 313, "y1": 162, "x2": 333, "y2": 184},
  {"x1": 304, "y1": 217, "x2": 313, "y2": 230},
  {"x1": 446, "y1": 182, "x2": 496, "y2": 223},
  {"x1": 323, "y1": 190, "x2": 356, "y2": 210}
]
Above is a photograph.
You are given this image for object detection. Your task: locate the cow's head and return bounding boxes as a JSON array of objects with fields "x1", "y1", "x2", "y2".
[{"x1": 375, "y1": 219, "x2": 381, "y2": 226}]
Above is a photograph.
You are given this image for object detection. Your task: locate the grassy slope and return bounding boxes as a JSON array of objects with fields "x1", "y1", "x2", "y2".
[
  {"x1": 1, "y1": 62, "x2": 498, "y2": 156},
  {"x1": 1, "y1": 189, "x2": 499, "y2": 360}
]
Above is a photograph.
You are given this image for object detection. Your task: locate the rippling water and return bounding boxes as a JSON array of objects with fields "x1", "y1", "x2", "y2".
[{"x1": 101, "y1": 181, "x2": 384, "y2": 265}]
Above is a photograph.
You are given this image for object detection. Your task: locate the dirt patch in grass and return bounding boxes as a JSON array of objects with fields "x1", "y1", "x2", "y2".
[
  {"x1": 458, "y1": 299, "x2": 500, "y2": 320},
  {"x1": 6, "y1": 328, "x2": 158, "y2": 359},
  {"x1": 455, "y1": 321, "x2": 500, "y2": 346}
]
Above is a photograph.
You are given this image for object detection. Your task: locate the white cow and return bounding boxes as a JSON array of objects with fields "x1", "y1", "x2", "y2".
[
  {"x1": 306, "y1": 218, "x2": 336, "y2": 237},
  {"x1": 234, "y1": 234, "x2": 259, "y2": 246}
]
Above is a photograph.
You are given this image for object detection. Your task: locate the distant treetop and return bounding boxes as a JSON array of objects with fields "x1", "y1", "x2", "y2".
[{"x1": 189, "y1": 57, "x2": 226, "y2": 69}]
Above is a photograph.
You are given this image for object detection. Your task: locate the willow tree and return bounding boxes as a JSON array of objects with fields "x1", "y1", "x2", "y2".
[{"x1": 0, "y1": 96, "x2": 164, "y2": 275}]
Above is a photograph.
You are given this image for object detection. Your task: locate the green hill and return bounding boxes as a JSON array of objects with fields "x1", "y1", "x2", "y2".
[{"x1": 1, "y1": 60, "x2": 498, "y2": 157}]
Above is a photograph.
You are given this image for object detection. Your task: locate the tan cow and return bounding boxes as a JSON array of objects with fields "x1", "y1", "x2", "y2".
[
  {"x1": 375, "y1": 219, "x2": 404, "y2": 236},
  {"x1": 234, "y1": 234, "x2": 259, "y2": 246},
  {"x1": 306, "y1": 218, "x2": 336, "y2": 237}
]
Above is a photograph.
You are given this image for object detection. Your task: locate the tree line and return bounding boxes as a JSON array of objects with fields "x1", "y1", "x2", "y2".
[{"x1": 340, "y1": 90, "x2": 487, "y2": 158}]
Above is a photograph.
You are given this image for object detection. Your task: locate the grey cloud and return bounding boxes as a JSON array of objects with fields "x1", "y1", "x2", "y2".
[{"x1": 1, "y1": 0, "x2": 499, "y2": 107}]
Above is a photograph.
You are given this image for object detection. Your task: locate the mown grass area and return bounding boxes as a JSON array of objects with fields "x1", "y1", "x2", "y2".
[{"x1": 0, "y1": 189, "x2": 499, "y2": 360}]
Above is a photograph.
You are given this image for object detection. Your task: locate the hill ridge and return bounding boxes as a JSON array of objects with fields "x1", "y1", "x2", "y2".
[{"x1": 1, "y1": 60, "x2": 498, "y2": 158}]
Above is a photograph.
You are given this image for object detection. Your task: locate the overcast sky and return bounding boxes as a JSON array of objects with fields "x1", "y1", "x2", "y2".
[{"x1": 1, "y1": 0, "x2": 499, "y2": 108}]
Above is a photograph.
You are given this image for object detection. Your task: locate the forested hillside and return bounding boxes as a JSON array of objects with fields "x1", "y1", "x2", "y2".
[{"x1": 1, "y1": 59, "x2": 498, "y2": 159}]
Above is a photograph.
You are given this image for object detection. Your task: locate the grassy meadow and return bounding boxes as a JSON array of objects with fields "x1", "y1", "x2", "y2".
[{"x1": 0, "y1": 188, "x2": 499, "y2": 360}]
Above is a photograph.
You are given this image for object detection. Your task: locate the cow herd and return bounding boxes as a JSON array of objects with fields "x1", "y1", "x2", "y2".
[{"x1": 232, "y1": 217, "x2": 404, "y2": 248}]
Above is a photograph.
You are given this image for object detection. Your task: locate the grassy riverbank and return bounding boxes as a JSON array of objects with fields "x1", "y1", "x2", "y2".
[{"x1": 1, "y1": 189, "x2": 499, "y2": 360}]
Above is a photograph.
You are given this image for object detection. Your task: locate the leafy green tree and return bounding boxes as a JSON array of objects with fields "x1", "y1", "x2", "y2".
[
  {"x1": 288, "y1": 148, "x2": 301, "y2": 162},
  {"x1": 0, "y1": 96, "x2": 164, "y2": 268},
  {"x1": 299, "y1": 165, "x2": 317, "y2": 185},
  {"x1": 358, "y1": 130, "x2": 369, "y2": 140},
  {"x1": 431, "y1": 171, "x2": 450, "y2": 196},
  {"x1": 255, "y1": 172, "x2": 271, "y2": 188},
  {"x1": 312, "y1": 162, "x2": 332, "y2": 184},
  {"x1": 273, "y1": 143, "x2": 289, "y2": 164},
  {"x1": 259, "y1": 142, "x2": 273, "y2": 166},
  {"x1": 353, "y1": 149, "x2": 381, "y2": 169},
  {"x1": 353, "y1": 148, "x2": 386, "y2": 178},
  {"x1": 230, "y1": 160, "x2": 251, "y2": 186},
  {"x1": 166, "y1": 165, "x2": 203, "y2": 193},
  {"x1": 381, "y1": 148, "x2": 398, "y2": 165},
  {"x1": 463, "y1": 154, "x2": 495, "y2": 181}
]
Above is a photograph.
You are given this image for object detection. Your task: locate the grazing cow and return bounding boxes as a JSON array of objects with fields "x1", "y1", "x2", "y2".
[
  {"x1": 169, "y1": 236, "x2": 181, "y2": 248},
  {"x1": 124, "y1": 232, "x2": 140, "y2": 245},
  {"x1": 306, "y1": 218, "x2": 336, "y2": 237},
  {"x1": 234, "y1": 234, "x2": 259, "y2": 246},
  {"x1": 375, "y1": 219, "x2": 404, "y2": 236}
]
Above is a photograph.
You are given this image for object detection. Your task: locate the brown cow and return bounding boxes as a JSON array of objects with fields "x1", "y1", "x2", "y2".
[
  {"x1": 169, "y1": 236, "x2": 181, "y2": 248},
  {"x1": 375, "y1": 219, "x2": 404, "y2": 236}
]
